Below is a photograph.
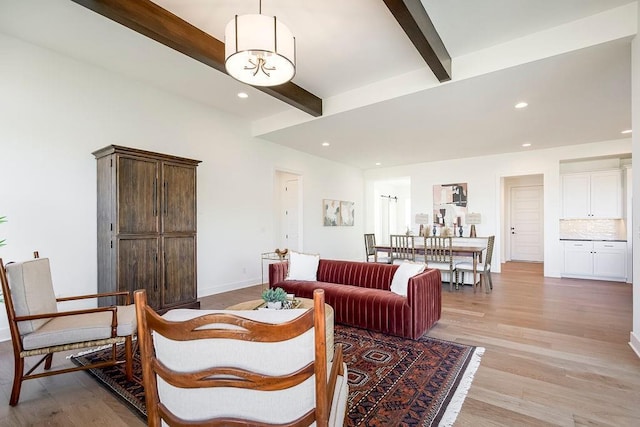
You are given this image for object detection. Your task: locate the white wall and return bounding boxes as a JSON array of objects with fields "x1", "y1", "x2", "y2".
[
  {"x1": 0, "y1": 33, "x2": 364, "y2": 340},
  {"x1": 631, "y1": 4, "x2": 640, "y2": 358},
  {"x1": 364, "y1": 140, "x2": 632, "y2": 277}
]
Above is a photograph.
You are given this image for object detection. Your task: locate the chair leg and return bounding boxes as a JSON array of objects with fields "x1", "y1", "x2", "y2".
[
  {"x1": 125, "y1": 336, "x2": 133, "y2": 381},
  {"x1": 44, "y1": 353, "x2": 53, "y2": 370},
  {"x1": 486, "y1": 272, "x2": 493, "y2": 292},
  {"x1": 9, "y1": 356, "x2": 24, "y2": 406}
]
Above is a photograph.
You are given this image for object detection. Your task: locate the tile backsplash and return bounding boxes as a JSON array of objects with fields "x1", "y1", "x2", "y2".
[{"x1": 559, "y1": 219, "x2": 626, "y2": 240}]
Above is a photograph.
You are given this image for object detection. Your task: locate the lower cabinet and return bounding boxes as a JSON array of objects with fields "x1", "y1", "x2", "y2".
[
  {"x1": 116, "y1": 235, "x2": 197, "y2": 311},
  {"x1": 562, "y1": 241, "x2": 626, "y2": 282}
]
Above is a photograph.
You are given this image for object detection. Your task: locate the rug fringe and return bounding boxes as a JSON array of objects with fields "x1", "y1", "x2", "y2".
[{"x1": 438, "y1": 346, "x2": 485, "y2": 427}]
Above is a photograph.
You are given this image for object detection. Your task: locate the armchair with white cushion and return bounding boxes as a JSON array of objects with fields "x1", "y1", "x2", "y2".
[
  {"x1": 135, "y1": 288, "x2": 348, "y2": 427},
  {"x1": 0, "y1": 251, "x2": 136, "y2": 406}
]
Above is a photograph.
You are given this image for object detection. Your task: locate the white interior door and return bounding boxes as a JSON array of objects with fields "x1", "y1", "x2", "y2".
[
  {"x1": 276, "y1": 172, "x2": 302, "y2": 251},
  {"x1": 510, "y1": 185, "x2": 543, "y2": 262},
  {"x1": 281, "y1": 177, "x2": 300, "y2": 252}
]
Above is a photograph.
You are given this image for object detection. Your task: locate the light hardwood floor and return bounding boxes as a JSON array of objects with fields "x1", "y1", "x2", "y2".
[{"x1": 1, "y1": 262, "x2": 638, "y2": 426}]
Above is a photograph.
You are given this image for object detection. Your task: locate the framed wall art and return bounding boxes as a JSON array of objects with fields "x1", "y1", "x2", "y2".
[
  {"x1": 323, "y1": 199, "x2": 340, "y2": 226},
  {"x1": 433, "y1": 183, "x2": 468, "y2": 226},
  {"x1": 340, "y1": 201, "x2": 355, "y2": 226}
]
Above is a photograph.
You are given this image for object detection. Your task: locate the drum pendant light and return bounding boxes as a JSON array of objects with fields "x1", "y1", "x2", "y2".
[{"x1": 224, "y1": 0, "x2": 296, "y2": 87}]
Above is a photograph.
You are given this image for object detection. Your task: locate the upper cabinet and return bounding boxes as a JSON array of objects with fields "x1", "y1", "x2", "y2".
[{"x1": 561, "y1": 170, "x2": 622, "y2": 219}]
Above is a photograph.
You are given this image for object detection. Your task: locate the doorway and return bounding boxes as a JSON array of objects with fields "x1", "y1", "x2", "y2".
[
  {"x1": 373, "y1": 178, "x2": 411, "y2": 244},
  {"x1": 504, "y1": 175, "x2": 544, "y2": 263},
  {"x1": 275, "y1": 171, "x2": 302, "y2": 252}
]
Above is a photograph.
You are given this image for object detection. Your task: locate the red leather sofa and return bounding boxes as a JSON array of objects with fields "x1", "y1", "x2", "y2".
[{"x1": 269, "y1": 259, "x2": 441, "y2": 339}]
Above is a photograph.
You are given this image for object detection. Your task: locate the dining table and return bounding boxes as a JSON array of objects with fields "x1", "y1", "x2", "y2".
[{"x1": 374, "y1": 241, "x2": 486, "y2": 286}]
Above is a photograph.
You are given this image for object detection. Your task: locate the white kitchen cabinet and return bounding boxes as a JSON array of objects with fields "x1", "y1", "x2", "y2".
[
  {"x1": 592, "y1": 242, "x2": 627, "y2": 279},
  {"x1": 561, "y1": 240, "x2": 627, "y2": 282},
  {"x1": 561, "y1": 170, "x2": 622, "y2": 218},
  {"x1": 562, "y1": 241, "x2": 593, "y2": 276}
]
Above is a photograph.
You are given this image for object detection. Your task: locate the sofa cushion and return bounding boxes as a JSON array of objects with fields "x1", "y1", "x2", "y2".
[
  {"x1": 287, "y1": 251, "x2": 320, "y2": 281},
  {"x1": 390, "y1": 261, "x2": 426, "y2": 296}
]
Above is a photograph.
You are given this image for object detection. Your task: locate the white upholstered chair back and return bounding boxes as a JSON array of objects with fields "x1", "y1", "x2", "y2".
[
  {"x1": 6, "y1": 258, "x2": 58, "y2": 335},
  {"x1": 135, "y1": 288, "x2": 348, "y2": 427}
]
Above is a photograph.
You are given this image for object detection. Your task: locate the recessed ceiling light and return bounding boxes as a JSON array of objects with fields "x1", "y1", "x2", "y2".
[
  {"x1": 621, "y1": 129, "x2": 632, "y2": 134},
  {"x1": 237, "y1": 92, "x2": 248, "y2": 99},
  {"x1": 515, "y1": 102, "x2": 528, "y2": 109},
  {"x1": 522, "y1": 143, "x2": 532, "y2": 147},
  {"x1": 321, "y1": 142, "x2": 330, "y2": 147},
  {"x1": 375, "y1": 162, "x2": 381, "y2": 166}
]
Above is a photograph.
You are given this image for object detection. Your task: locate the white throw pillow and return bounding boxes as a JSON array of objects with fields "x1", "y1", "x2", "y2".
[
  {"x1": 390, "y1": 261, "x2": 426, "y2": 297},
  {"x1": 286, "y1": 251, "x2": 320, "y2": 281}
]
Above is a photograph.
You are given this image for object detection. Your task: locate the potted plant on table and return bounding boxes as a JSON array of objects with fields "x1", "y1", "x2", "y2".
[{"x1": 261, "y1": 287, "x2": 287, "y2": 309}]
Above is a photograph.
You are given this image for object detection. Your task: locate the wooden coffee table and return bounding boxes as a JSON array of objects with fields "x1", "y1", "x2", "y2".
[{"x1": 226, "y1": 298, "x2": 334, "y2": 361}]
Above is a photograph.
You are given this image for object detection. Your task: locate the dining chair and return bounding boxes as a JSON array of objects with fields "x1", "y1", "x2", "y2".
[
  {"x1": 390, "y1": 234, "x2": 416, "y2": 264},
  {"x1": 456, "y1": 235, "x2": 495, "y2": 293},
  {"x1": 135, "y1": 288, "x2": 348, "y2": 427},
  {"x1": 364, "y1": 233, "x2": 390, "y2": 263},
  {"x1": 0, "y1": 251, "x2": 136, "y2": 406},
  {"x1": 423, "y1": 236, "x2": 455, "y2": 291}
]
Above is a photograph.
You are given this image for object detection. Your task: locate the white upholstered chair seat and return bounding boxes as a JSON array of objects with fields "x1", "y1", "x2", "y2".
[
  {"x1": 426, "y1": 261, "x2": 452, "y2": 270},
  {"x1": 455, "y1": 261, "x2": 489, "y2": 272},
  {"x1": 22, "y1": 304, "x2": 136, "y2": 350}
]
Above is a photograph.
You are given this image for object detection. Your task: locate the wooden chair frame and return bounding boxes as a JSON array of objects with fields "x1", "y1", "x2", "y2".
[
  {"x1": 364, "y1": 233, "x2": 376, "y2": 262},
  {"x1": 424, "y1": 236, "x2": 455, "y2": 291},
  {"x1": 457, "y1": 235, "x2": 495, "y2": 293},
  {"x1": 390, "y1": 234, "x2": 416, "y2": 263},
  {"x1": 364, "y1": 233, "x2": 388, "y2": 263},
  {"x1": 135, "y1": 288, "x2": 345, "y2": 427},
  {"x1": 0, "y1": 251, "x2": 134, "y2": 406}
]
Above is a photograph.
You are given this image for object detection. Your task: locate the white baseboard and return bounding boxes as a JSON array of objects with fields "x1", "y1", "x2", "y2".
[
  {"x1": 198, "y1": 278, "x2": 260, "y2": 299},
  {"x1": 630, "y1": 331, "x2": 640, "y2": 359}
]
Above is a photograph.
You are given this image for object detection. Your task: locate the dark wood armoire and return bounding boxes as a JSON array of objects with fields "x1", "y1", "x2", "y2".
[{"x1": 93, "y1": 145, "x2": 201, "y2": 311}]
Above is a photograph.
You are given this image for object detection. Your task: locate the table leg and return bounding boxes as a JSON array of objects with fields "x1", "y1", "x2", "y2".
[{"x1": 473, "y1": 253, "x2": 478, "y2": 292}]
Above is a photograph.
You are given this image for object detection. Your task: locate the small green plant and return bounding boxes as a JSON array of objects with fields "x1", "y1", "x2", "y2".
[{"x1": 261, "y1": 287, "x2": 287, "y2": 303}]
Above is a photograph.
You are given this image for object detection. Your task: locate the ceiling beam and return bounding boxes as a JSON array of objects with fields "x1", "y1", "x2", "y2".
[
  {"x1": 70, "y1": 0, "x2": 323, "y2": 117},
  {"x1": 383, "y1": 0, "x2": 451, "y2": 82}
]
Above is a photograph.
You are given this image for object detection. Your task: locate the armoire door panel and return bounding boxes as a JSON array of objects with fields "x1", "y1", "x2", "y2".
[
  {"x1": 118, "y1": 237, "x2": 161, "y2": 309},
  {"x1": 117, "y1": 156, "x2": 159, "y2": 234},
  {"x1": 162, "y1": 235, "x2": 196, "y2": 307},
  {"x1": 162, "y1": 163, "x2": 197, "y2": 233}
]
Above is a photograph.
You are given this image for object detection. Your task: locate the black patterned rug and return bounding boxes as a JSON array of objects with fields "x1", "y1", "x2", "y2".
[{"x1": 71, "y1": 325, "x2": 483, "y2": 426}]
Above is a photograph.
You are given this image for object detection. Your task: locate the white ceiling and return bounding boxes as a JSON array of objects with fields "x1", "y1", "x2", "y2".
[{"x1": 0, "y1": 0, "x2": 635, "y2": 169}]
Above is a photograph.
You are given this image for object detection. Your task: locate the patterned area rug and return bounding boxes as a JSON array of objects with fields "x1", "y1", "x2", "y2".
[{"x1": 71, "y1": 325, "x2": 483, "y2": 426}]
